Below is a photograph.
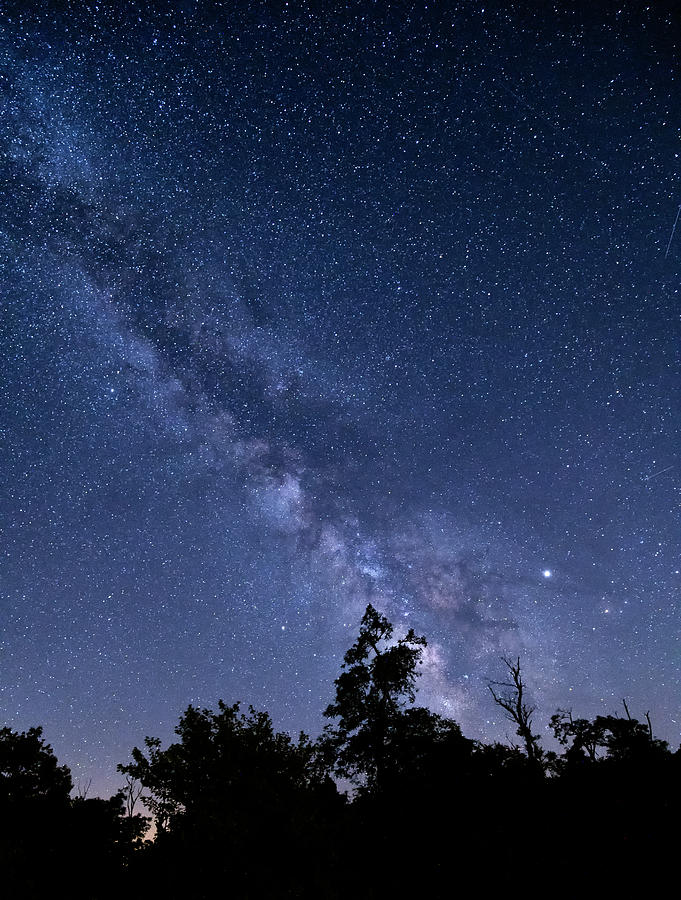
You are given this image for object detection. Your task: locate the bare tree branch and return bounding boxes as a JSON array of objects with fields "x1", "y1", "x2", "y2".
[
  {"x1": 122, "y1": 773, "x2": 145, "y2": 817},
  {"x1": 75, "y1": 777, "x2": 92, "y2": 800},
  {"x1": 488, "y1": 656, "x2": 542, "y2": 765}
]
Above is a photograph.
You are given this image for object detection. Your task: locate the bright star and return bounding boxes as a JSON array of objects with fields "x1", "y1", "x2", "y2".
[{"x1": 543, "y1": 570, "x2": 552, "y2": 578}]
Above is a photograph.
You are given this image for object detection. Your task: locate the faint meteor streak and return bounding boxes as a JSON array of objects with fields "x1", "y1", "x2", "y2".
[
  {"x1": 644, "y1": 464, "x2": 674, "y2": 481},
  {"x1": 664, "y1": 203, "x2": 681, "y2": 259}
]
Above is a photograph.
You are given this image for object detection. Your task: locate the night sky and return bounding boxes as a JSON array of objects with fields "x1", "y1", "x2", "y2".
[{"x1": 2, "y1": 2, "x2": 680, "y2": 796}]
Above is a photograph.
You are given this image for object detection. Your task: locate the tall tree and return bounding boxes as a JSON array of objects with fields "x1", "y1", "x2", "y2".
[
  {"x1": 322, "y1": 603, "x2": 427, "y2": 791},
  {"x1": 488, "y1": 656, "x2": 543, "y2": 767}
]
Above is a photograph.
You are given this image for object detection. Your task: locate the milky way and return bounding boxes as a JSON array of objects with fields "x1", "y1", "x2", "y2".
[{"x1": 1, "y1": 3, "x2": 679, "y2": 794}]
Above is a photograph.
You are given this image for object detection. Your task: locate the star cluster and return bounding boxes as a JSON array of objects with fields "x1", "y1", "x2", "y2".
[{"x1": 1, "y1": 3, "x2": 679, "y2": 794}]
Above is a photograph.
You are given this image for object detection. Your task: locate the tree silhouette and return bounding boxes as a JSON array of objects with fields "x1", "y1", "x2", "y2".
[
  {"x1": 0, "y1": 725, "x2": 72, "y2": 807},
  {"x1": 488, "y1": 656, "x2": 543, "y2": 767},
  {"x1": 0, "y1": 725, "x2": 145, "y2": 898},
  {"x1": 120, "y1": 773, "x2": 145, "y2": 818},
  {"x1": 550, "y1": 708, "x2": 669, "y2": 769},
  {"x1": 118, "y1": 701, "x2": 340, "y2": 896},
  {"x1": 4, "y1": 607, "x2": 681, "y2": 896},
  {"x1": 322, "y1": 603, "x2": 428, "y2": 791},
  {"x1": 549, "y1": 709, "x2": 606, "y2": 769},
  {"x1": 69, "y1": 791, "x2": 149, "y2": 886},
  {"x1": 119, "y1": 701, "x2": 327, "y2": 832}
]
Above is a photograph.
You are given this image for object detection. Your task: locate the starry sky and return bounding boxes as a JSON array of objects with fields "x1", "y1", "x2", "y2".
[{"x1": 1, "y1": 2, "x2": 680, "y2": 795}]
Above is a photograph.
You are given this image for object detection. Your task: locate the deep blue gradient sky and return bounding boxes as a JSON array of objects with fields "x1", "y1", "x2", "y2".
[{"x1": 1, "y1": 2, "x2": 680, "y2": 795}]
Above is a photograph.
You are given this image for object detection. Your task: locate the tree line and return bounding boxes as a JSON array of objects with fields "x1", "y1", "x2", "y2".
[{"x1": 2, "y1": 604, "x2": 678, "y2": 897}]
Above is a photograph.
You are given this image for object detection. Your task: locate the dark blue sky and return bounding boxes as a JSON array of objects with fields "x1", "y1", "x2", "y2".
[{"x1": 1, "y1": 2, "x2": 679, "y2": 795}]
